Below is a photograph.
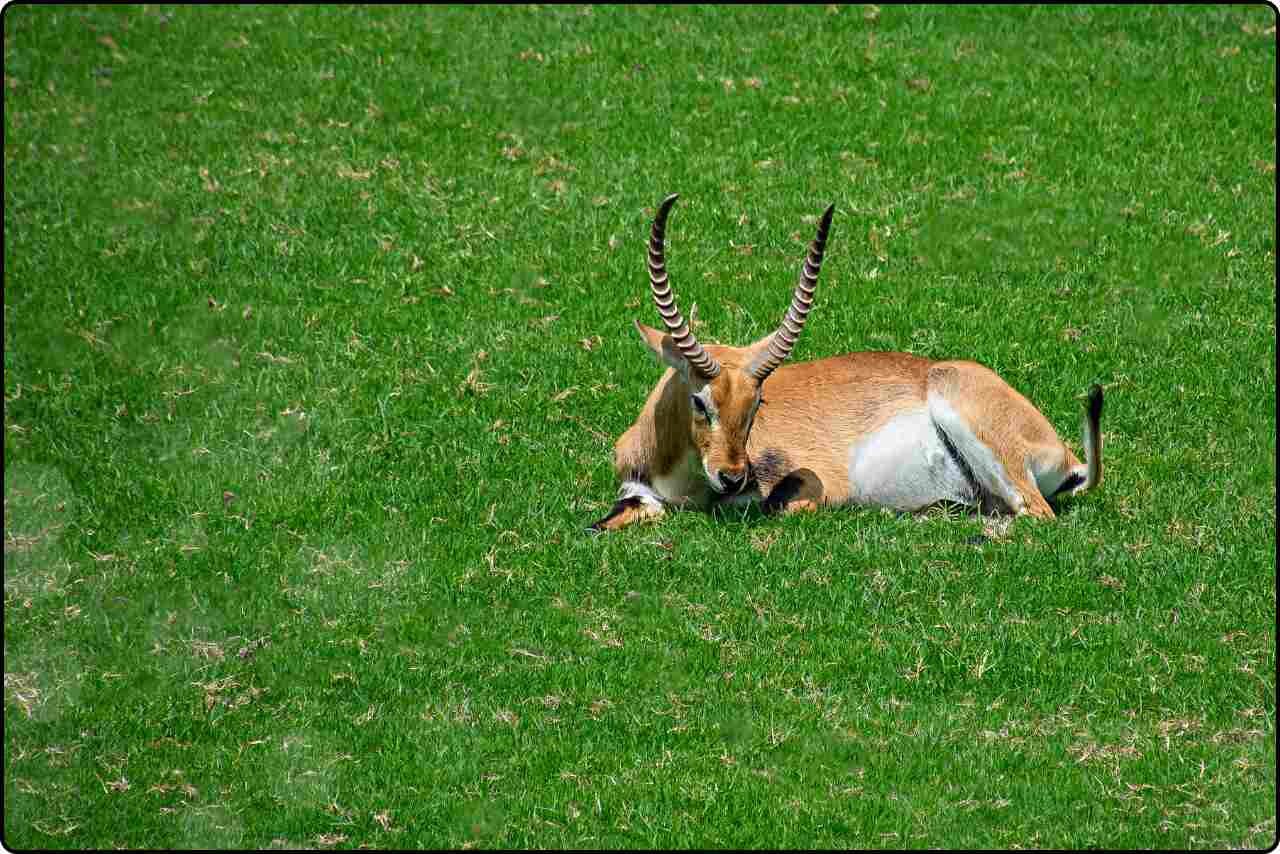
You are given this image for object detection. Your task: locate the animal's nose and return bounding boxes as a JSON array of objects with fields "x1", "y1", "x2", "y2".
[{"x1": 720, "y1": 469, "x2": 747, "y2": 493}]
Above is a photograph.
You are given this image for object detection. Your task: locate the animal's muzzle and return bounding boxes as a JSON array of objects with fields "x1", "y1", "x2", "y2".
[{"x1": 719, "y1": 468, "x2": 749, "y2": 495}]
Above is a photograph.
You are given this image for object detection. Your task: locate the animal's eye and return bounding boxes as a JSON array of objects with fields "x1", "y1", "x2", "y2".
[{"x1": 690, "y1": 395, "x2": 708, "y2": 418}]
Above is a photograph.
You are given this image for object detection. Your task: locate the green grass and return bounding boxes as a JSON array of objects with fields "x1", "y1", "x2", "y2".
[{"x1": 3, "y1": 4, "x2": 1275, "y2": 849}]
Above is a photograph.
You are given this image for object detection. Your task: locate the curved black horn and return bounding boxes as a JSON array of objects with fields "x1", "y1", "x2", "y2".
[
  {"x1": 648, "y1": 194, "x2": 721, "y2": 379},
  {"x1": 751, "y1": 203, "x2": 835, "y2": 382}
]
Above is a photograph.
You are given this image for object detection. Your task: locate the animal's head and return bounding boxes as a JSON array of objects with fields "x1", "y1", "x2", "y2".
[{"x1": 633, "y1": 194, "x2": 835, "y2": 495}]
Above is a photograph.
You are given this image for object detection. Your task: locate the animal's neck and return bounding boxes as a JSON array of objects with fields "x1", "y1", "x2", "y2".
[{"x1": 652, "y1": 368, "x2": 694, "y2": 461}]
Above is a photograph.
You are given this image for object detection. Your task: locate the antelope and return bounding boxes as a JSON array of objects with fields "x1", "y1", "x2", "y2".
[{"x1": 590, "y1": 194, "x2": 1104, "y2": 532}]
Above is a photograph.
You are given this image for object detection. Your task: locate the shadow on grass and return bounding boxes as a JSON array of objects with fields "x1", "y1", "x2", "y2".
[{"x1": 706, "y1": 492, "x2": 1098, "y2": 541}]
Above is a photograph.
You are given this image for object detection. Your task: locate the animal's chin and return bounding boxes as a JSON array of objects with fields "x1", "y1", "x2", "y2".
[{"x1": 701, "y1": 464, "x2": 725, "y2": 494}]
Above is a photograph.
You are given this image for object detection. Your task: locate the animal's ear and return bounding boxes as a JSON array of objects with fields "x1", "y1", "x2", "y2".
[{"x1": 634, "y1": 320, "x2": 690, "y2": 375}]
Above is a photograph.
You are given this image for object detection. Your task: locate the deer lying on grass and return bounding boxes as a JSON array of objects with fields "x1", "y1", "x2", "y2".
[{"x1": 590, "y1": 194, "x2": 1103, "y2": 532}]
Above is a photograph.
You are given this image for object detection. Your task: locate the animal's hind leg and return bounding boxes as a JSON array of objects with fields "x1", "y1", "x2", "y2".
[
  {"x1": 1010, "y1": 478, "x2": 1056, "y2": 518},
  {"x1": 928, "y1": 394, "x2": 1052, "y2": 518},
  {"x1": 990, "y1": 445, "x2": 1057, "y2": 519}
]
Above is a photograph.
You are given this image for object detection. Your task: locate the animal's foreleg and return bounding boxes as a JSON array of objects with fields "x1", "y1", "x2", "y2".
[
  {"x1": 588, "y1": 482, "x2": 666, "y2": 532},
  {"x1": 761, "y1": 468, "x2": 824, "y2": 516}
]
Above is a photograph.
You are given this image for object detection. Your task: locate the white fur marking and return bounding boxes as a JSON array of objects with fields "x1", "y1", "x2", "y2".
[
  {"x1": 1068, "y1": 463, "x2": 1091, "y2": 496},
  {"x1": 847, "y1": 406, "x2": 975, "y2": 511},
  {"x1": 1032, "y1": 460, "x2": 1069, "y2": 500},
  {"x1": 619, "y1": 480, "x2": 664, "y2": 510}
]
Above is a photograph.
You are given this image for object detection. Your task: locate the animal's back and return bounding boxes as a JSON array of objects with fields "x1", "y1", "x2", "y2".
[{"x1": 747, "y1": 351, "x2": 934, "y2": 503}]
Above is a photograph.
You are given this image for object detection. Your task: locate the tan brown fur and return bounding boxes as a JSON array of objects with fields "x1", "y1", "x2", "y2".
[
  {"x1": 600, "y1": 347, "x2": 1100, "y2": 527},
  {"x1": 926, "y1": 362, "x2": 1082, "y2": 519},
  {"x1": 590, "y1": 195, "x2": 1103, "y2": 532},
  {"x1": 743, "y1": 352, "x2": 932, "y2": 503}
]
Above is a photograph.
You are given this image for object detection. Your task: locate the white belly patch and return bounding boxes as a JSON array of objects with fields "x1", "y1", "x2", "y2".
[{"x1": 847, "y1": 407, "x2": 979, "y2": 511}]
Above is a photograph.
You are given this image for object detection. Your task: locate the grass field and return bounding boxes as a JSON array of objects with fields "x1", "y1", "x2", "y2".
[{"x1": 3, "y1": 4, "x2": 1276, "y2": 849}]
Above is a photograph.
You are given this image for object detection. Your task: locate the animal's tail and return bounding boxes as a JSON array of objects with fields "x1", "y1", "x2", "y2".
[{"x1": 1080, "y1": 384, "x2": 1104, "y2": 492}]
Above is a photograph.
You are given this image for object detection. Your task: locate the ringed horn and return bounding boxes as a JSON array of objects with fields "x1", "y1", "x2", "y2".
[
  {"x1": 750, "y1": 201, "x2": 835, "y2": 381},
  {"x1": 647, "y1": 194, "x2": 722, "y2": 378},
  {"x1": 646, "y1": 193, "x2": 836, "y2": 383}
]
